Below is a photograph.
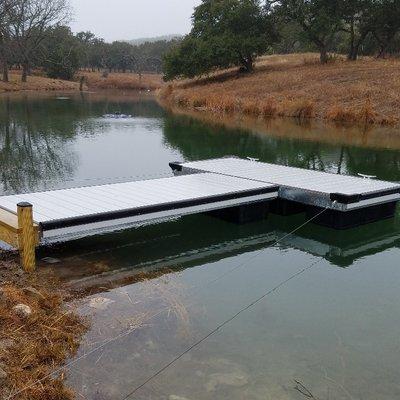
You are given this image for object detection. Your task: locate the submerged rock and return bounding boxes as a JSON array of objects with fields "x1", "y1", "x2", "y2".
[
  {"x1": 88, "y1": 297, "x2": 115, "y2": 310},
  {"x1": 145, "y1": 339, "x2": 157, "y2": 351},
  {"x1": 206, "y1": 372, "x2": 249, "y2": 392},
  {"x1": 202, "y1": 358, "x2": 250, "y2": 392},
  {"x1": 12, "y1": 304, "x2": 32, "y2": 319}
]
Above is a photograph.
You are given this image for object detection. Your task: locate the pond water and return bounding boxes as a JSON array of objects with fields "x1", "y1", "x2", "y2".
[{"x1": 1, "y1": 92, "x2": 400, "y2": 400}]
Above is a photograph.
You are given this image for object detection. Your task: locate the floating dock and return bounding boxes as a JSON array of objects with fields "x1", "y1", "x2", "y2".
[
  {"x1": 170, "y1": 157, "x2": 400, "y2": 229},
  {"x1": 0, "y1": 172, "x2": 278, "y2": 270},
  {"x1": 1, "y1": 156, "x2": 399, "y2": 271}
]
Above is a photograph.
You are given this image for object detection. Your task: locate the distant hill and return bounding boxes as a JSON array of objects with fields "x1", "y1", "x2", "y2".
[{"x1": 127, "y1": 34, "x2": 183, "y2": 46}]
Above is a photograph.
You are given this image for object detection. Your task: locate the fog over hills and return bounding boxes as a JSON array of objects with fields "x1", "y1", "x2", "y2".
[{"x1": 127, "y1": 34, "x2": 182, "y2": 45}]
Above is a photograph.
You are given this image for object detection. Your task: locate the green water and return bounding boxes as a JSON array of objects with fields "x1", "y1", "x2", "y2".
[{"x1": 1, "y1": 92, "x2": 400, "y2": 399}]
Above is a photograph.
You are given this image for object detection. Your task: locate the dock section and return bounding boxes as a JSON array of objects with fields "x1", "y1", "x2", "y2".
[
  {"x1": 171, "y1": 157, "x2": 400, "y2": 229},
  {"x1": 0, "y1": 172, "x2": 278, "y2": 270},
  {"x1": 1, "y1": 156, "x2": 399, "y2": 271}
]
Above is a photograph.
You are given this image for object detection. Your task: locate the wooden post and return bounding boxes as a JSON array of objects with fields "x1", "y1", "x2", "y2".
[{"x1": 17, "y1": 202, "x2": 36, "y2": 273}]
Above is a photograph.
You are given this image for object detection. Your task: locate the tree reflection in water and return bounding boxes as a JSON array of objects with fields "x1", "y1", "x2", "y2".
[
  {"x1": 162, "y1": 112, "x2": 400, "y2": 181},
  {"x1": 0, "y1": 96, "x2": 78, "y2": 194}
]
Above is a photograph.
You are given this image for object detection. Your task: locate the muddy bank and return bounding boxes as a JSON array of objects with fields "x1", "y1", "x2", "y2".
[{"x1": 0, "y1": 252, "x2": 87, "y2": 400}]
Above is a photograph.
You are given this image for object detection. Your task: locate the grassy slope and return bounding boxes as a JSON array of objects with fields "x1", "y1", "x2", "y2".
[
  {"x1": 159, "y1": 53, "x2": 400, "y2": 126},
  {"x1": 82, "y1": 71, "x2": 163, "y2": 91},
  {"x1": 0, "y1": 73, "x2": 80, "y2": 93}
]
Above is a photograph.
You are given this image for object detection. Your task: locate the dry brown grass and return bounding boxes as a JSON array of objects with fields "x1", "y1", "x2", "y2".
[
  {"x1": 0, "y1": 70, "x2": 163, "y2": 93},
  {"x1": 159, "y1": 53, "x2": 400, "y2": 126},
  {"x1": 81, "y1": 71, "x2": 163, "y2": 91},
  {"x1": 0, "y1": 72, "x2": 80, "y2": 93},
  {"x1": 0, "y1": 253, "x2": 87, "y2": 400}
]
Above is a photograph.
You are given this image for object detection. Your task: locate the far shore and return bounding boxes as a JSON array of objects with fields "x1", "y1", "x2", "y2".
[
  {"x1": 0, "y1": 70, "x2": 163, "y2": 94},
  {"x1": 4, "y1": 55, "x2": 400, "y2": 130}
]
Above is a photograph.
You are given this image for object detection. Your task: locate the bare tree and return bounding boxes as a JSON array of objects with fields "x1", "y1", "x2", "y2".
[
  {"x1": 0, "y1": 0, "x2": 13, "y2": 81},
  {"x1": 9, "y1": 0, "x2": 70, "y2": 82}
]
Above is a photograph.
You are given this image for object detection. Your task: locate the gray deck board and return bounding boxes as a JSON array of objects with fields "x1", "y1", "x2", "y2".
[
  {"x1": 177, "y1": 157, "x2": 400, "y2": 210},
  {"x1": 0, "y1": 173, "x2": 278, "y2": 236}
]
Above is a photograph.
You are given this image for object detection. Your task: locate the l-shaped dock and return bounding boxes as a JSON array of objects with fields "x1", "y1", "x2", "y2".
[{"x1": 0, "y1": 157, "x2": 399, "y2": 271}]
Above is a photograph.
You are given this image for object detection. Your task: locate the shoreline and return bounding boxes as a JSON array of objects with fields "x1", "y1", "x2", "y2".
[
  {"x1": 0, "y1": 253, "x2": 88, "y2": 400},
  {"x1": 160, "y1": 102, "x2": 400, "y2": 150}
]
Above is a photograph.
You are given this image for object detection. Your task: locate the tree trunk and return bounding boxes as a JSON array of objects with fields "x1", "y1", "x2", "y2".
[
  {"x1": 2, "y1": 61, "x2": 8, "y2": 82},
  {"x1": 348, "y1": 45, "x2": 359, "y2": 61},
  {"x1": 377, "y1": 44, "x2": 386, "y2": 58},
  {"x1": 79, "y1": 76, "x2": 85, "y2": 91},
  {"x1": 347, "y1": 19, "x2": 356, "y2": 61},
  {"x1": 22, "y1": 63, "x2": 29, "y2": 82},
  {"x1": 348, "y1": 31, "x2": 368, "y2": 61},
  {"x1": 241, "y1": 55, "x2": 254, "y2": 72},
  {"x1": 320, "y1": 47, "x2": 328, "y2": 64}
]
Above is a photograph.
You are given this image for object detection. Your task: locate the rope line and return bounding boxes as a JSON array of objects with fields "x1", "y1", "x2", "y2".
[
  {"x1": 121, "y1": 259, "x2": 322, "y2": 400},
  {"x1": 198, "y1": 206, "x2": 329, "y2": 290}
]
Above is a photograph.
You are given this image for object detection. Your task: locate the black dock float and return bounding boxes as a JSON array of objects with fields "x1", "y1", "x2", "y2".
[
  {"x1": 174, "y1": 157, "x2": 400, "y2": 230},
  {"x1": 207, "y1": 201, "x2": 270, "y2": 224},
  {"x1": 306, "y1": 202, "x2": 398, "y2": 230}
]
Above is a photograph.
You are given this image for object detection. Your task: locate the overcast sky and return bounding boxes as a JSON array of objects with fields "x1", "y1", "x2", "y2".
[{"x1": 69, "y1": 0, "x2": 201, "y2": 42}]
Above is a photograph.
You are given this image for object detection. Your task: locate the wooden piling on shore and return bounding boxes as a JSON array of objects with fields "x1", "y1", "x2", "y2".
[{"x1": 17, "y1": 202, "x2": 36, "y2": 272}]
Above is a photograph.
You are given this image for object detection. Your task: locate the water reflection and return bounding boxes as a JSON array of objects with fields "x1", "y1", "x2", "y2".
[
  {"x1": 64, "y1": 219, "x2": 400, "y2": 400},
  {"x1": 41, "y1": 211, "x2": 400, "y2": 292},
  {"x1": 1, "y1": 93, "x2": 400, "y2": 196},
  {"x1": 0, "y1": 93, "x2": 171, "y2": 195},
  {"x1": 162, "y1": 114, "x2": 400, "y2": 181},
  {"x1": 1, "y1": 93, "x2": 400, "y2": 400},
  {"x1": 0, "y1": 97, "x2": 77, "y2": 193}
]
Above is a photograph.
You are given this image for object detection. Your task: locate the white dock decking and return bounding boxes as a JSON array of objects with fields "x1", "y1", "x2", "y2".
[
  {"x1": 0, "y1": 172, "x2": 278, "y2": 243},
  {"x1": 171, "y1": 157, "x2": 400, "y2": 211}
]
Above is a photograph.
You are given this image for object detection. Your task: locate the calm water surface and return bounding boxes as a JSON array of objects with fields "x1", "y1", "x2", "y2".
[{"x1": 1, "y1": 92, "x2": 400, "y2": 400}]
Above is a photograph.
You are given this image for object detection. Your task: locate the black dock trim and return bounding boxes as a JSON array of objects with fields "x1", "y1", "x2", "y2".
[
  {"x1": 40, "y1": 186, "x2": 279, "y2": 231},
  {"x1": 169, "y1": 162, "x2": 183, "y2": 172},
  {"x1": 331, "y1": 187, "x2": 400, "y2": 204},
  {"x1": 330, "y1": 193, "x2": 362, "y2": 204}
]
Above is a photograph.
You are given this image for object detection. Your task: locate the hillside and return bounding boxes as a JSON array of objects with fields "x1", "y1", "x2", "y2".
[{"x1": 159, "y1": 53, "x2": 400, "y2": 126}]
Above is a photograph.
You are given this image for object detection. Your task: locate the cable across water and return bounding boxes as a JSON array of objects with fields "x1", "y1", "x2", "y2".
[{"x1": 7, "y1": 206, "x2": 330, "y2": 400}]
